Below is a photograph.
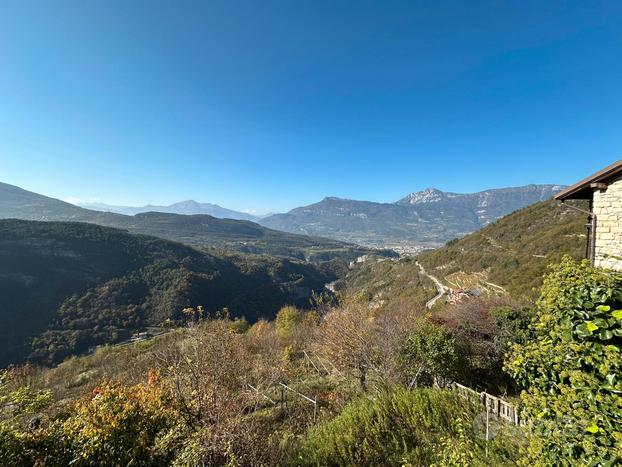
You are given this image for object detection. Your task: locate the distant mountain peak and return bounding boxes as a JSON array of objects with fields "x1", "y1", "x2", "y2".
[
  {"x1": 173, "y1": 200, "x2": 202, "y2": 206},
  {"x1": 66, "y1": 198, "x2": 257, "y2": 221},
  {"x1": 398, "y1": 187, "x2": 447, "y2": 205},
  {"x1": 261, "y1": 183, "x2": 566, "y2": 248}
]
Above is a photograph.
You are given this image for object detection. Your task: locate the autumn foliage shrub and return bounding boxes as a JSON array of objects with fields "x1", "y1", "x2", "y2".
[
  {"x1": 0, "y1": 373, "x2": 174, "y2": 466},
  {"x1": 60, "y1": 376, "x2": 174, "y2": 466}
]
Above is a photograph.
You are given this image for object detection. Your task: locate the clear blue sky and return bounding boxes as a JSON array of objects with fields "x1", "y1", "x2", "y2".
[{"x1": 1, "y1": 1, "x2": 621, "y2": 214}]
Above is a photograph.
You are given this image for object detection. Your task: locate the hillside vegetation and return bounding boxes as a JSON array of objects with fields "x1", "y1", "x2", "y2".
[
  {"x1": 1, "y1": 189, "x2": 613, "y2": 466},
  {"x1": 419, "y1": 200, "x2": 586, "y2": 297},
  {"x1": 334, "y1": 256, "x2": 436, "y2": 313},
  {"x1": 108, "y1": 211, "x2": 377, "y2": 261},
  {"x1": 0, "y1": 295, "x2": 526, "y2": 466},
  {"x1": 2, "y1": 252, "x2": 617, "y2": 465},
  {"x1": 0, "y1": 220, "x2": 340, "y2": 366},
  {"x1": 340, "y1": 200, "x2": 587, "y2": 311}
]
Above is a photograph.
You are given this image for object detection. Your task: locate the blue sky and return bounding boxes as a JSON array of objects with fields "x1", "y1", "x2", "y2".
[{"x1": 1, "y1": 1, "x2": 621, "y2": 214}]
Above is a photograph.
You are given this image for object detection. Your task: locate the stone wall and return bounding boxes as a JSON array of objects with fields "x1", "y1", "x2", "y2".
[{"x1": 593, "y1": 175, "x2": 622, "y2": 271}]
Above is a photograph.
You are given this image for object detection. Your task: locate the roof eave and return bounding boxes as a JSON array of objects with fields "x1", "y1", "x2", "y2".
[{"x1": 554, "y1": 159, "x2": 622, "y2": 201}]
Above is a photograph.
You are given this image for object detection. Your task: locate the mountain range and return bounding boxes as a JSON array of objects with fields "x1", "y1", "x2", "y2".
[
  {"x1": 0, "y1": 180, "x2": 576, "y2": 367},
  {"x1": 1, "y1": 181, "x2": 565, "y2": 253},
  {"x1": 0, "y1": 181, "x2": 376, "y2": 262},
  {"x1": 75, "y1": 200, "x2": 259, "y2": 221},
  {"x1": 0, "y1": 193, "x2": 583, "y2": 368},
  {"x1": 259, "y1": 185, "x2": 565, "y2": 250}
]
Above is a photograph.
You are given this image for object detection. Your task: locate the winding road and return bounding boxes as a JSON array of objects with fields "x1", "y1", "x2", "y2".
[{"x1": 416, "y1": 261, "x2": 449, "y2": 309}]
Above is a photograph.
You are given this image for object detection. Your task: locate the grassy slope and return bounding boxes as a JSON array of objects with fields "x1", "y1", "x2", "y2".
[
  {"x1": 340, "y1": 200, "x2": 587, "y2": 311},
  {"x1": 418, "y1": 200, "x2": 586, "y2": 298},
  {"x1": 336, "y1": 256, "x2": 437, "y2": 312}
]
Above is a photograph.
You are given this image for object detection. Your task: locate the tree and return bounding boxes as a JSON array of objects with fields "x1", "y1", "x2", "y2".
[
  {"x1": 398, "y1": 320, "x2": 460, "y2": 388},
  {"x1": 436, "y1": 297, "x2": 533, "y2": 392},
  {"x1": 155, "y1": 318, "x2": 265, "y2": 464},
  {"x1": 506, "y1": 257, "x2": 622, "y2": 465},
  {"x1": 316, "y1": 303, "x2": 382, "y2": 391},
  {"x1": 275, "y1": 306, "x2": 304, "y2": 341},
  {"x1": 228, "y1": 316, "x2": 250, "y2": 334}
]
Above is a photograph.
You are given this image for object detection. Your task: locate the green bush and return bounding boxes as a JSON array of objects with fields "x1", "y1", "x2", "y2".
[
  {"x1": 506, "y1": 257, "x2": 622, "y2": 465},
  {"x1": 295, "y1": 387, "x2": 517, "y2": 466},
  {"x1": 398, "y1": 321, "x2": 461, "y2": 388},
  {"x1": 275, "y1": 306, "x2": 303, "y2": 341}
]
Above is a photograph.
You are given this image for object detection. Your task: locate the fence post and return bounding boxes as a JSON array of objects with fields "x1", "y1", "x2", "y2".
[
  {"x1": 281, "y1": 386, "x2": 285, "y2": 411},
  {"x1": 485, "y1": 390, "x2": 489, "y2": 459},
  {"x1": 313, "y1": 400, "x2": 317, "y2": 423}
]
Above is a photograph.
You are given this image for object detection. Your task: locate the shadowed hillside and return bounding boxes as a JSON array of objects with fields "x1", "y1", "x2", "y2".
[{"x1": 0, "y1": 220, "x2": 339, "y2": 366}]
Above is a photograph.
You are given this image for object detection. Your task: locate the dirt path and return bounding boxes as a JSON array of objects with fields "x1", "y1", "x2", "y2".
[
  {"x1": 416, "y1": 261, "x2": 449, "y2": 309},
  {"x1": 484, "y1": 281, "x2": 507, "y2": 294}
]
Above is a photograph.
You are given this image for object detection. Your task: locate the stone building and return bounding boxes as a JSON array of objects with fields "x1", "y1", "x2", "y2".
[{"x1": 555, "y1": 160, "x2": 622, "y2": 271}]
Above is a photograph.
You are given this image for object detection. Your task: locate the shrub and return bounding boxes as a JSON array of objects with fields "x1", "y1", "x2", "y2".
[
  {"x1": 437, "y1": 298, "x2": 534, "y2": 392},
  {"x1": 295, "y1": 387, "x2": 481, "y2": 466},
  {"x1": 316, "y1": 304, "x2": 383, "y2": 391},
  {"x1": 398, "y1": 320, "x2": 460, "y2": 388},
  {"x1": 506, "y1": 257, "x2": 622, "y2": 465},
  {"x1": 275, "y1": 306, "x2": 304, "y2": 341},
  {"x1": 61, "y1": 377, "x2": 174, "y2": 466},
  {"x1": 0, "y1": 423, "x2": 29, "y2": 466}
]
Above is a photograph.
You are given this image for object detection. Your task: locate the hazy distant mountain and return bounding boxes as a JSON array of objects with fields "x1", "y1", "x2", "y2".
[
  {"x1": 260, "y1": 185, "x2": 565, "y2": 248},
  {"x1": 0, "y1": 181, "x2": 377, "y2": 261},
  {"x1": 0, "y1": 181, "x2": 117, "y2": 222},
  {"x1": 77, "y1": 199, "x2": 258, "y2": 221}
]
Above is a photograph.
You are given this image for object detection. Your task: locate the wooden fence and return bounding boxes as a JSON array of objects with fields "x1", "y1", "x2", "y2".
[{"x1": 451, "y1": 382, "x2": 526, "y2": 427}]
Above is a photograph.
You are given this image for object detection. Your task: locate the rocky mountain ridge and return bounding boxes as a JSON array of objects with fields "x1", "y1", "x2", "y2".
[{"x1": 260, "y1": 184, "x2": 565, "y2": 249}]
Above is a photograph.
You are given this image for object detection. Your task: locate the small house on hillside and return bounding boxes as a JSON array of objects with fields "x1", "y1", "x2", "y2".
[{"x1": 555, "y1": 159, "x2": 622, "y2": 271}]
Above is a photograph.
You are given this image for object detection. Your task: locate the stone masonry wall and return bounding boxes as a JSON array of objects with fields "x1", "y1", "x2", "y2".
[{"x1": 593, "y1": 175, "x2": 622, "y2": 271}]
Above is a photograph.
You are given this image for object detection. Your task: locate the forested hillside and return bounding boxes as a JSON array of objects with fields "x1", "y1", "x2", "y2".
[
  {"x1": 1, "y1": 206, "x2": 617, "y2": 466},
  {"x1": 0, "y1": 220, "x2": 339, "y2": 366},
  {"x1": 105, "y1": 211, "x2": 377, "y2": 261}
]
